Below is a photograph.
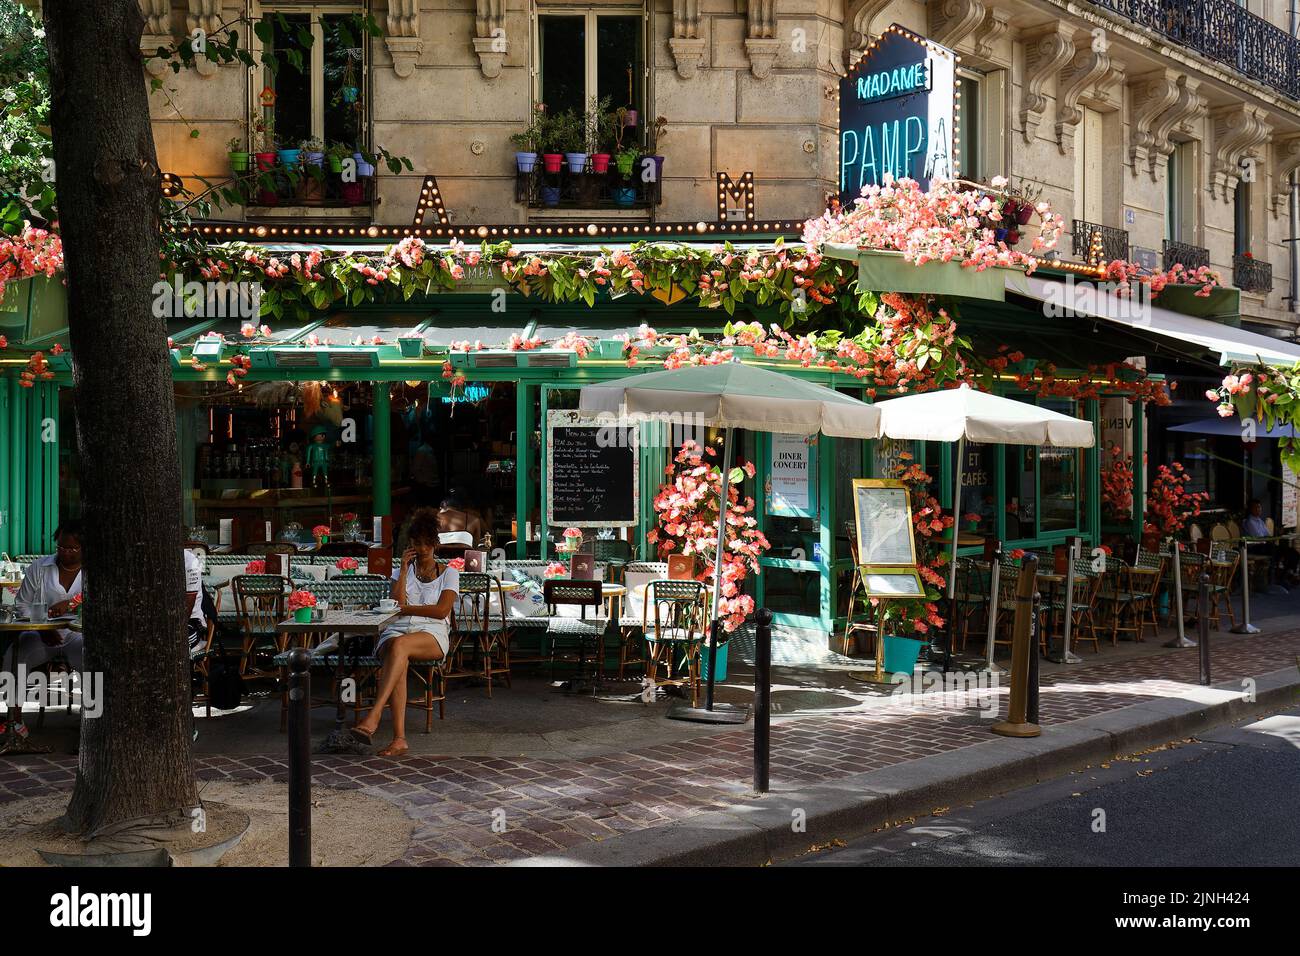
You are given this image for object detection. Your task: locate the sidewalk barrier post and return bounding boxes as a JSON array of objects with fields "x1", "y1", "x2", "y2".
[
  {"x1": 753, "y1": 607, "x2": 772, "y2": 794},
  {"x1": 1165, "y1": 542, "x2": 1197, "y2": 648},
  {"x1": 1027, "y1": 591, "x2": 1040, "y2": 725},
  {"x1": 1231, "y1": 539, "x2": 1262, "y2": 635},
  {"x1": 1198, "y1": 573, "x2": 1212, "y2": 686},
  {"x1": 984, "y1": 547, "x2": 1002, "y2": 673},
  {"x1": 287, "y1": 647, "x2": 312, "y2": 867},
  {"x1": 991, "y1": 554, "x2": 1041, "y2": 738}
]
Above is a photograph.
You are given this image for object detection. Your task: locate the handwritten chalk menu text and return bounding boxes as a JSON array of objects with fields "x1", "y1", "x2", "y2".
[
  {"x1": 547, "y1": 411, "x2": 639, "y2": 527},
  {"x1": 839, "y1": 25, "x2": 956, "y2": 205}
]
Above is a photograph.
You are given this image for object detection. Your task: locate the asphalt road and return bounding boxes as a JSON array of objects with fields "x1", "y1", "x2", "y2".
[{"x1": 789, "y1": 707, "x2": 1300, "y2": 867}]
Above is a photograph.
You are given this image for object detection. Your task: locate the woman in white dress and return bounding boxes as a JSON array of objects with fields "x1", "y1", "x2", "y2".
[
  {"x1": 351, "y1": 509, "x2": 458, "y2": 756},
  {"x1": 10, "y1": 521, "x2": 85, "y2": 674}
]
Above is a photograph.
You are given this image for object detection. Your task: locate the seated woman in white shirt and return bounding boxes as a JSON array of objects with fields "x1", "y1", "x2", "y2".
[
  {"x1": 350, "y1": 508, "x2": 458, "y2": 757},
  {"x1": 9, "y1": 521, "x2": 86, "y2": 674}
]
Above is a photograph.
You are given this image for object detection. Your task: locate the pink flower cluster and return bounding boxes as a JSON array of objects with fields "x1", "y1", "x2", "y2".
[
  {"x1": 647, "y1": 440, "x2": 769, "y2": 632},
  {"x1": 0, "y1": 225, "x2": 62, "y2": 302},
  {"x1": 800, "y1": 175, "x2": 1064, "y2": 274}
]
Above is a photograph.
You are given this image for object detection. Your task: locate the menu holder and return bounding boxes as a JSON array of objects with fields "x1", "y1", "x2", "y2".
[
  {"x1": 464, "y1": 549, "x2": 487, "y2": 573},
  {"x1": 368, "y1": 546, "x2": 393, "y2": 577},
  {"x1": 570, "y1": 553, "x2": 595, "y2": 580},
  {"x1": 667, "y1": 554, "x2": 696, "y2": 580},
  {"x1": 266, "y1": 552, "x2": 284, "y2": 576}
]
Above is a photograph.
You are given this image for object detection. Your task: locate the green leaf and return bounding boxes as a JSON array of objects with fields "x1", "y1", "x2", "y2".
[{"x1": 728, "y1": 467, "x2": 745, "y2": 483}]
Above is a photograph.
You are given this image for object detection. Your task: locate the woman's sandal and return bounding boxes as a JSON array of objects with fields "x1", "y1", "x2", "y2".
[
  {"x1": 346, "y1": 725, "x2": 375, "y2": 746},
  {"x1": 377, "y1": 738, "x2": 408, "y2": 757}
]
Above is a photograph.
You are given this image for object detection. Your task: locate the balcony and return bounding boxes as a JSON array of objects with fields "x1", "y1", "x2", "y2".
[
  {"x1": 1163, "y1": 239, "x2": 1211, "y2": 272},
  {"x1": 516, "y1": 162, "x2": 662, "y2": 212},
  {"x1": 1089, "y1": 0, "x2": 1300, "y2": 102},
  {"x1": 1233, "y1": 254, "x2": 1274, "y2": 293},
  {"x1": 1072, "y1": 220, "x2": 1131, "y2": 264}
]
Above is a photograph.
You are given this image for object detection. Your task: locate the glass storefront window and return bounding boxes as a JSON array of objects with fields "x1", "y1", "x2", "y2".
[
  {"x1": 1005, "y1": 444, "x2": 1035, "y2": 540},
  {"x1": 1039, "y1": 446, "x2": 1080, "y2": 532},
  {"x1": 957, "y1": 440, "x2": 996, "y2": 536}
]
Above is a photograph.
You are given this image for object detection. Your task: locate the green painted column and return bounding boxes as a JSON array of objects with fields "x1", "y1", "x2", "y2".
[
  {"x1": 0, "y1": 377, "x2": 10, "y2": 556},
  {"x1": 515, "y1": 383, "x2": 533, "y2": 558},
  {"x1": 9, "y1": 380, "x2": 26, "y2": 552},
  {"x1": 819, "y1": 435, "x2": 836, "y2": 634},
  {"x1": 538, "y1": 386, "x2": 549, "y2": 561},
  {"x1": 1086, "y1": 399, "x2": 1100, "y2": 545},
  {"x1": 372, "y1": 382, "x2": 391, "y2": 519},
  {"x1": 1132, "y1": 403, "x2": 1147, "y2": 543}
]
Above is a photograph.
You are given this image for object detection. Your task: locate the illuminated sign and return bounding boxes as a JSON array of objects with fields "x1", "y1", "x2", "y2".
[{"x1": 838, "y1": 25, "x2": 958, "y2": 205}]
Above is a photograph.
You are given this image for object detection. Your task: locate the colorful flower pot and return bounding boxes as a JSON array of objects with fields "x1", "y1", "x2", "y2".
[
  {"x1": 293, "y1": 607, "x2": 312, "y2": 623},
  {"x1": 624, "y1": 109, "x2": 638, "y2": 128},
  {"x1": 342, "y1": 568, "x2": 356, "y2": 576},
  {"x1": 328, "y1": 154, "x2": 344, "y2": 173},
  {"x1": 277, "y1": 148, "x2": 301, "y2": 167},
  {"x1": 1017, "y1": 205, "x2": 1034, "y2": 225},
  {"x1": 341, "y1": 86, "x2": 359, "y2": 104},
  {"x1": 590, "y1": 153, "x2": 611, "y2": 174},
  {"x1": 341, "y1": 181, "x2": 365, "y2": 204},
  {"x1": 615, "y1": 153, "x2": 637, "y2": 177},
  {"x1": 613, "y1": 186, "x2": 637, "y2": 206},
  {"x1": 229, "y1": 151, "x2": 250, "y2": 173},
  {"x1": 647, "y1": 155, "x2": 665, "y2": 183},
  {"x1": 356, "y1": 161, "x2": 375, "y2": 178},
  {"x1": 882, "y1": 635, "x2": 925, "y2": 675},
  {"x1": 398, "y1": 336, "x2": 424, "y2": 357},
  {"x1": 303, "y1": 151, "x2": 324, "y2": 167},
  {"x1": 254, "y1": 152, "x2": 277, "y2": 171},
  {"x1": 564, "y1": 152, "x2": 588, "y2": 174},
  {"x1": 515, "y1": 151, "x2": 538, "y2": 173},
  {"x1": 541, "y1": 153, "x2": 563, "y2": 174},
  {"x1": 540, "y1": 185, "x2": 561, "y2": 207}
]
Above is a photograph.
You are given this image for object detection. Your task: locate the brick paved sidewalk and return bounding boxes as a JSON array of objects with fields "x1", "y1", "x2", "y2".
[{"x1": 2, "y1": 629, "x2": 1297, "y2": 865}]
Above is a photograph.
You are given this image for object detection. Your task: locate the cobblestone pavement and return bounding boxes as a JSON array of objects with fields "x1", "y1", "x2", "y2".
[{"x1": 2, "y1": 629, "x2": 1297, "y2": 865}]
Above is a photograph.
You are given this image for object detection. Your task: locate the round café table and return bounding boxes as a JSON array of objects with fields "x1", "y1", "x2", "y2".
[{"x1": 0, "y1": 618, "x2": 71, "y2": 754}]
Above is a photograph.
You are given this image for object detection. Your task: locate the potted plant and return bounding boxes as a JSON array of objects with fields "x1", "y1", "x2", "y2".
[
  {"x1": 288, "y1": 589, "x2": 317, "y2": 624},
  {"x1": 556, "y1": 109, "x2": 588, "y2": 174},
  {"x1": 353, "y1": 149, "x2": 376, "y2": 178},
  {"x1": 588, "y1": 96, "x2": 614, "y2": 174},
  {"x1": 559, "y1": 527, "x2": 584, "y2": 553},
  {"x1": 335, "y1": 557, "x2": 359, "y2": 576},
  {"x1": 312, "y1": 524, "x2": 331, "y2": 547},
  {"x1": 511, "y1": 103, "x2": 548, "y2": 173},
  {"x1": 326, "y1": 141, "x2": 350, "y2": 173},
  {"x1": 300, "y1": 136, "x2": 325, "y2": 167},
  {"x1": 252, "y1": 117, "x2": 277, "y2": 171},
  {"x1": 647, "y1": 115, "x2": 668, "y2": 185},
  {"x1": 227, "y1": 135, "x2": 250, "y2": 173}
]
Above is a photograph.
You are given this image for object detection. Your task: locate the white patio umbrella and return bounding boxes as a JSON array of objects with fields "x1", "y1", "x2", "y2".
[
  {"x1": 871, "y1": 384, "x2": 1095, "y2": 665},
  {"x1": 580, "y1": 362, "x2": 882, "y2": 712}
]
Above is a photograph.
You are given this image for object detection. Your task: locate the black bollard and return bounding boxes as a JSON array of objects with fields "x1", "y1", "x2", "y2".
[
  {"x1": 1198, "y1": 573, "x2": 1212, "y2": 686},
  {"x1": 287, "y1": 647, "x2": 312, "y2": 867},
  {"x1": 1027, "y1": 590, "x2": 1040, "y2": 725},
  {"x1": 753, "y1": 607, "x2": 772, "y2": 794}
]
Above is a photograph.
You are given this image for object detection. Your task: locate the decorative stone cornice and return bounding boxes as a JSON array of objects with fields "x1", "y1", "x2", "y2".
[
  {"x1": 470, "y1": 0, "x2": 503, "y2": 79},
  {"x1": 845, "y1": 0, "x2": 894, "y2": 60},
  {"x1": 1209, "y1": 103, "x2": 1271, "y2": 201},
  {"x1": 375, "y1": 0, "x2": 422, "y2": 79},
  {"x1": 744, "y1": 0, "x2": 779, "y2": 79},
  {"x1": 1272, "y1": 137, "x2": 1300, "y2": 217},
  {"x1": 1055, "y1": 41, "x2": 1110, "y2": 156},
  {"x1": 1127, "y1": 71, "x2": 1181, "y2": 175},
  {"x1": 1019, "y1": 24, "x2": 1074, "y2": 145},
  {"x1": 670, "y1": 0, "x2": 705, "y2": 79},
  {"x1": 139, "y1": 0, "x2": 172, "y2": 77},
  {"x1": 1147, "y1": 76, "x2": 1205, "y2": 180},
  {"x1": 972, "y1": 8, "x2": 1010, "y2": 61},
  {"x1": 926, "y1": 0, "x2": 985, "y2": 51}
]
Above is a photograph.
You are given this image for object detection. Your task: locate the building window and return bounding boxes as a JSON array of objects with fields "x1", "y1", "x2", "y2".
[
  {"x1": 256, "y1": 4, "x2": 366, "y2": 152},
  {"x1": 538, "y1": 9, "x2": 644, "y2": 131},
  {"x1": 1234, "y1": 180, "x2": 1252, "y2": 254},
  {"x1": 958, "y1": 73, "x2": 981, "y2": 180},
  {"x1": 1073, "y1": 106, "x2": 1105, "y2": 224},
  {"x1": 1165, "y1": 141, "x2": 1192, "y2": 243},
  {"x1": 956, "y1": 69, "x2": 1005, "y2": 181}
]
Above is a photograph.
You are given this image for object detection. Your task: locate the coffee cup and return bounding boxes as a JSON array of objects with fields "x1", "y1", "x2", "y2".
[{"x1": 377, "y1": 599, "x2": 399, "y2": 612}]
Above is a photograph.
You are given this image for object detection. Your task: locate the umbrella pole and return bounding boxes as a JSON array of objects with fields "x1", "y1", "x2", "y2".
[
  {"x1": 943, "y1": 436, "x2": 965, "y2": 673},
  {"x1": 705, "y1": 427, "x2": 734, "y2": 712}
]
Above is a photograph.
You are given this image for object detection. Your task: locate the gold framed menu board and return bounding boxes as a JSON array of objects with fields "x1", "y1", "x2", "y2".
[{"x1": 851, "y1": 478, "x2": 922, "y2": 597}]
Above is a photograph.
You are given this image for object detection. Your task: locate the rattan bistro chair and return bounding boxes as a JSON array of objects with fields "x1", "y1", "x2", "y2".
[
  {"x1": 642, "y1": 579, "x2": 708, "y2": 706},
  {"x1": 543, "y1": 579, "x2": 607, "y2": 688},
  {"x1": 449, "y1": 572, "x2": 512, "y2": 696},
  {"x1": 953, "y1": 557, "x2": 992, "y2": 651},
  {"x1": 617, "y1": 562, "x2": 667, "y2": 680},
  {"x1": 230, "y1": 574, "x2": 291, "y2": 675}
]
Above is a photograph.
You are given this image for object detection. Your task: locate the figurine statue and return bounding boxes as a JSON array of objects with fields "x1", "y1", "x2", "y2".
[{"x1": 305, "y1": 426, "x2": 331, "y2": 488}]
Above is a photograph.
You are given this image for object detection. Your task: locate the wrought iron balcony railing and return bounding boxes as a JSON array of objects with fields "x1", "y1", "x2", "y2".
[
  {"x1": 1072, "y1": 219, "x2": 1131, "y2": 264},
  {"x1": 1233, "y1": 254, "x2": 1273, "y2": 293},
  {"x1": 1089, "y1": 0, "x2": 1300, "y2": 102},
  {"x1": 1163, "y1": 239, "x2": 1211, "y2": 272}
]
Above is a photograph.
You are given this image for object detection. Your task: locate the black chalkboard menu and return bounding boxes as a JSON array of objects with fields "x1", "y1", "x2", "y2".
[{"x1": 547, "y1": 411, "x2": 639, "y2": 527}]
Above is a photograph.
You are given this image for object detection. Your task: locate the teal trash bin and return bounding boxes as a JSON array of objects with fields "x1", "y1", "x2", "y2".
[
  {"x1": 701, "y1": 639, "x2": 728, "y2": 682},
  {"x1": 882, "y1": 635, "x2": 925, "y2": 675}
]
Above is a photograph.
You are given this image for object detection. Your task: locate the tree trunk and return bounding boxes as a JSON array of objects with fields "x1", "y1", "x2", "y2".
[{"x1": 43, "y1": 0, "x2": 198, "y2": 840}]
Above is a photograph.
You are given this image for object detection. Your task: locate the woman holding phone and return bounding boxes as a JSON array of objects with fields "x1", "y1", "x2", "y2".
[{"x1": 350, "y1": 508, "x2": 458, "y2": 756}]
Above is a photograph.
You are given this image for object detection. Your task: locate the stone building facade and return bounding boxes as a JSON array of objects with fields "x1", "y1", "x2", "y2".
[{"x1": 129, "y1": 1, "x2": 1300, "y2": 333}]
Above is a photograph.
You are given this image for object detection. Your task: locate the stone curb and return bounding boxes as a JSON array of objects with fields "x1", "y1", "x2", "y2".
[{"x1": 510, "y1": 664, "x2": 1300, "y2": 867}]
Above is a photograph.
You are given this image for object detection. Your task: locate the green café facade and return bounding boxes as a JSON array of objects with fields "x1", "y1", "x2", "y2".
[{"x1": 8, "y1": 229, "x2": 1276, "y2": 641}]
